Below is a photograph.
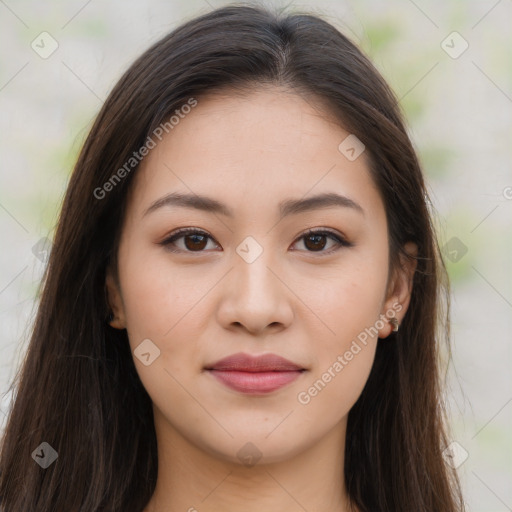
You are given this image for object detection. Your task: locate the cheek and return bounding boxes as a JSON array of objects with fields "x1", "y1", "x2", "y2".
[
  {"x1": 300, "y1": 254, "x2": 389, "y2": 344},
  {"x1": 293, "y1": 252, "x2": 387, "y2": 416},
  {"x1": 117, "y1": 244, "x2": 210, "y2": 364},
  {"x1": 313, "y1": 278, "x2": 384, "y2": 336},
  {"x1": 295, "y1": 341, "x2": 376, "y2": 441},
  {"x1": 295, "y1": 278, "x2": 381, "y2": 425},
  {"x1": 117, "y1": 252, "x2": 212, "y2": 412}
]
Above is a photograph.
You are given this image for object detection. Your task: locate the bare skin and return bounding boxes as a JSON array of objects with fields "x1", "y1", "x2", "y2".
[{"x1": 106, "y1": 86, "x2": 417, "y2": 512}]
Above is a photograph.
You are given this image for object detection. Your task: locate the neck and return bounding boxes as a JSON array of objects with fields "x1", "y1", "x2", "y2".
[{"x1": 144, "y1": 407, "x2": 357, "y2": 512}]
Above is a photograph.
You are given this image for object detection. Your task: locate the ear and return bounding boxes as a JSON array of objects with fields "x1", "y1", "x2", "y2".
[
  {"x1": 105, "y1": 265, "x2": 127, "y2": 329},
  {"x1": 378, "y1": 241, "x2": 418, "y2": 338}
]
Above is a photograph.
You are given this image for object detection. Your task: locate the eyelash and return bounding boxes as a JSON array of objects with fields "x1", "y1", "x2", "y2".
[{"x1": 159, "y1": 227, "x2": 352, "y2": 256}]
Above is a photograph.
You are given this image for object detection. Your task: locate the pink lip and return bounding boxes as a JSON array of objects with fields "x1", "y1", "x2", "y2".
[{"x1": 205, "y1": 352, "x2": 306, "y2": 394}]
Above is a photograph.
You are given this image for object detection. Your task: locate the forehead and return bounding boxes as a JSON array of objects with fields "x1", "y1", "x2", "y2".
[{"x1": 127, "y1": 86, "x2": 384, "y2": 222}]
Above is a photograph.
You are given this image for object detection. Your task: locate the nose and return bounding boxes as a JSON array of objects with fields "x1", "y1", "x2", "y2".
[{"x1": 216, "y1": 248, "x2": 294, "y2": 336}]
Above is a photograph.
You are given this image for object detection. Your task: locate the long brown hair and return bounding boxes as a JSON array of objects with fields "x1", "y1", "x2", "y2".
[{"x1": 0, "y1": 4, "x2": 464, "y2": 511}]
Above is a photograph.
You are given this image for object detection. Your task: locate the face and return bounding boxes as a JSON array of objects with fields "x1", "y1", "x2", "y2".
[{"x1": 106, "y1": 86, "x2": 416, "y2": 466}]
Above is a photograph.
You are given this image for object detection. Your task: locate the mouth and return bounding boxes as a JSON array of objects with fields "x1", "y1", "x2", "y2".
[{"x1": 204, "y1": 352, "x2": 306, "y2": 394}]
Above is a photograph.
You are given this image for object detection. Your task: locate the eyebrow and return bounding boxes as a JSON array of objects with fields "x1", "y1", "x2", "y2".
[{"x1": 143, "y1": 191, "x2": 364, "y2": 218}]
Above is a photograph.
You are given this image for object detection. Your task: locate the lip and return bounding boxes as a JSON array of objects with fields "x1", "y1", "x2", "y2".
[{"x1": 205, "y1": 352, "x2": 306, "y2": 394}]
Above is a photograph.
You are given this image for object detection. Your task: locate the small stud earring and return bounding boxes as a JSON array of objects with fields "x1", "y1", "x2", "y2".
[
  {"x1": 389, "y1": 317, "x2": 399, "y2": 332},
  {"x1": 106, "y1": 311, "x2": 115, "y2": 324}
]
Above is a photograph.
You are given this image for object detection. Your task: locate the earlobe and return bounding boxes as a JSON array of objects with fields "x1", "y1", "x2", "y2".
[
  {"x1": 105, "y1": 267, "x2": 127, "y2": 329},
  {"x1": 378, "y1": 242, "x2": 418, "y2": 339}
]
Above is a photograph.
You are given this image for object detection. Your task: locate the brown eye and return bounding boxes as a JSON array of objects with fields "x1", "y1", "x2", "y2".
[
  {"x1": 183, "y1": 233, "x2": 208, "y2": 251},
  {"x1": 303, "y1": 233, "x2": 328, "y2": 251},
  {"x1": 160, "y1": 229, "x2": 219, "y2": 253},
  {"x1": 292, "y1": 229, "x2": 352, "y2": 255},
  {"x1": 160, "y1": 228, "x2": 351, "y2": 255}
]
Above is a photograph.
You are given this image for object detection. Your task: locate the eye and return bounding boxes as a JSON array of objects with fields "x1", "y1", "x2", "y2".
[
  {"x1": 159, "y1": 228, "x2": 351, "y2": 254},
  {"x1": 159, "y1": 228, "x2": 220, "y2": 253},
  {"x1": 291, "y1": 228, "x2": 352, "y2": 255}
]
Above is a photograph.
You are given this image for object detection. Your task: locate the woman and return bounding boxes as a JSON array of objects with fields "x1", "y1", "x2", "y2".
[{"x1": 0, "y1": 4, "x2": 465, "y2": 511}]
